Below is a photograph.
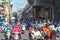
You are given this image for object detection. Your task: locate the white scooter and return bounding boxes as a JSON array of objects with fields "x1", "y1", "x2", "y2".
[
  {"x1": 6, "y1": 30, "x2": 11, "y2": 40},
  {"x1": 21, "y1": 24, "x2": 26, "y2": 34},
  {"x1": 35, "y1": 36, "x2": 43, "y2": 40},
  {"x1": 13, "y1": 32, "x2": 20, "y2": 40}
]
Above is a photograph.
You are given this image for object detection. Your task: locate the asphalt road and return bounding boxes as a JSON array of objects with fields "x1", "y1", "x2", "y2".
[
  {"x1": 21, "y1": 30, "x2": 29, "y2": 40},
  {"x1": 0, "y1": 26, "x2": 5, "y2": 40},
  {"x1": 0, "y1": 26, "x2": 29, "y2": 40}
]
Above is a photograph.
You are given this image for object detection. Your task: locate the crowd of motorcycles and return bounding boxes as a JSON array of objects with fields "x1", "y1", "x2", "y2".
[
  {"x1": 1, "y1": 19, "x2": 60, "y2": 40},
  {"x1": 1, "y1": 21, "x2": 21, "y2": 40}
]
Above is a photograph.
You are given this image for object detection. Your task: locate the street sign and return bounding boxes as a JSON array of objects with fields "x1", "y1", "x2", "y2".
[{"x1": 2, "y1": 2, "x2": 9, "y2": 4}]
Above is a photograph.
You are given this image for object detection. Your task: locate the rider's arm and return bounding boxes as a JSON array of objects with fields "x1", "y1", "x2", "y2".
[
  {"x1": 31, "y1": 31, "x2": 35, "y2": 36},
  {"x1": 31, "y1": 31, "x2": 35, "y2": 39},
  {"x1": 38, "y1": 31, "x2": 42, "y2": 37},
  {"x1": 38, "y1": 31, "x2": 44, "y2": 40},
  {"x1": 55, "y1": 27, "x2": 58, "y2": 31},
  {"x1": 11, "y1": 27, "x2": 12, "y2": 30},
  {"x1": 5, "y1": 27, "x2": 7, "y2": 31}
]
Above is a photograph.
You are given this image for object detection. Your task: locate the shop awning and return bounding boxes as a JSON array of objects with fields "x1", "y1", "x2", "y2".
[{"x1": 32, "y1": 3, "x2": 44, "y2": 8}]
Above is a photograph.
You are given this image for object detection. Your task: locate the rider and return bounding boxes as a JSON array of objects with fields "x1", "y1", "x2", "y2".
[
  {"x1": 56, "y1": 24, "x2": 60, "y2": 40},
  {"x1": 29, "y1": 24, "x2": 35, "y2": 33},
  {"x1": 12, "y1": 24, "x2": 21, "y2": 33},
  {"x1": 49, "y1": 22, "x2": 56, "y2": 34},
  {"x1": 12, "y1": 24, "x2": 21, "y2": 39},
  {"x1": 16, "y1": 21, "x2": 21, "y2": 27},
  {"x1": 29, "y1": 24, "x2": 35, "y2": 40},
  {"x1": 31, "y1": 25, "x2": 44, "y2": 40},
  {"x1": 4, "y1": 23, "x2": 12, "y2": 39},
  {"x1": 56, "y1": 24, "x2": 60, "y2": 34},
  {"x1": 38, "y1": 21, "x2": 44, "y2": 28},
  {"x1": 42, "y1": 24, "x2": 51, "y2": 40},
  {"x1": 21, "y1": 22, "x2": 26, "y2": 33},
  {"x1": 2, "y1": 20, "x2": 9, "y2": 31},
  {"x1": 5, "y1": 23, "x2": 12, "y2": 32}
]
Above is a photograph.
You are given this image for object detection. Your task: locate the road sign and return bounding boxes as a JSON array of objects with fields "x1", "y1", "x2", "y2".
[{"x1": 2, "y1": 2, "x2": 9, "y2": 4}]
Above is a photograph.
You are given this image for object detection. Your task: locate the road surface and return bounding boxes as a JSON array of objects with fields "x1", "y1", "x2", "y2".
[
  {"x1": 0, "y1": 26, "x2": 5, "y2": 40},
  {"x1": 21, "y1": 30, "x2": 29, "y2": 40}
]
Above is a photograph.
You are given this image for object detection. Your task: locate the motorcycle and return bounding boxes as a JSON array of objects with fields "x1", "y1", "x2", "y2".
[
  {"x1": 13, "y1": 32, "x2": 20, "y2": 40},
  {"x1": 22, "y1": 25, "x2": 26, "y2": 34},
  {"x1": 31, "y1": 33, "x2": 43, "y2": 40},
  {"x1": 56, "y1": 34, "x2": 60, "y2": 40},
  {"x1": 5, "y1": 30, "x2": 11, "y2": 40},
  {"x1": 32, "y1": 36, "x2": 43, "y2": 40}
]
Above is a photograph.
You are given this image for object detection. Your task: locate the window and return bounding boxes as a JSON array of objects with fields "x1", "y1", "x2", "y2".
[
  {"x1": 44, "y1": 8, "x2": 49, "y2": 11},
  {"x1": 0, "y1": 12, "x2": 4, "y2": 15},
  {"x1": 0, "y1": 5, "x2": 4, "y2": 7}
]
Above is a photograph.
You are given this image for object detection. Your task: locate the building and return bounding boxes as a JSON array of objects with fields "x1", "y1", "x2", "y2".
[
  {"x1": 22, "y1": 4, "x2": 34, "y2": 21},
  {"x1": 0, "y1": 0, "x2": 5, "y2": 18},
  {"x1": 15, "y1": 6, "x2": 24, "y2": 21},
  {"x1": 22, "y1": 0, "x2": 60, "y2": 21},
  {"x1": 0, "y1": 0, "x2": 13, "y2": 21}
]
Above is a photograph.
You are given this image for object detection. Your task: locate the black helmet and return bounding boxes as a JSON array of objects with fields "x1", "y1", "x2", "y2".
[{"x1": 46, "y1": 23, "x2": 50, "y2": 26}]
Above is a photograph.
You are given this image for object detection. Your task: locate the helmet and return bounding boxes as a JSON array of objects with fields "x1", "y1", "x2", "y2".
[
  {"x1": 46, "y1": 24, "x2": 50, "y2": 26},
  {"x1": 43, "y1": 20, "x2": 46, "y2": 22},
  {"x1": 15, "y1": 24, "x2": 19, "y2": 27},
  {"x1": 31, "y1": 23, "x2": 34, "y2": 27},
  {"x1": 34, "y1": 24, "x2": 39, "y2": 29}
]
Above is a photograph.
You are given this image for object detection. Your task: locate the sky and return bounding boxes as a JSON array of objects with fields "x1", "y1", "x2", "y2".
[{"x1": 11, "y1": 0, "x2": 28, "y2": 12}]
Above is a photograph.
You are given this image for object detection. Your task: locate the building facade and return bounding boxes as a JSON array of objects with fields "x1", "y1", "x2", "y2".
[
  {"x1": 0, "y1": 0, "x2": 5, "y2": 18},
  {"x1": 22, "y1": 4, "x2": 34, "y2": 21},
  {"x1": 22, "y1": 0, "x2": 60, "y2": 21},
  {"x1": 0, "y1": 0, "x2": 13, "y2": 21}
]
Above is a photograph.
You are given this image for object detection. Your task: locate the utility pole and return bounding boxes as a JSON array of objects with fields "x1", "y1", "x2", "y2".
[
  {"x1": 52, "y1": 0, "x2": 55, "y2": 21},
  {"x1": 33, "y1": 0, "x2": 36, "y2": 20},
  {"x1": 16, "y1": 7, "x2": 18, "y2": 21}
]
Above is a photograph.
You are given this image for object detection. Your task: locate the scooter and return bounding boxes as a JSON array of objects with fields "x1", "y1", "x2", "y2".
[
  {"x1": 21, "y1": 23, "x2": 26, "y2": 34},
  {"x1": 13, "y1": 32, "x2": 20, "y2": 40},
  {"x1": 22, "y1": 26, "x2": 26, "y2": 34},
  {"x1": 6, "y1": 30, "x2": 11, "y2": 40},
  {"x1": 35, "y1": 36, "x2": 43, "y2": 40},
  {"x1": 31, "y1": 33, "x2": 43, "y2": 40},
  {"x1": 56, "y1": 34, "x2": 60, "y2": 40}
]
